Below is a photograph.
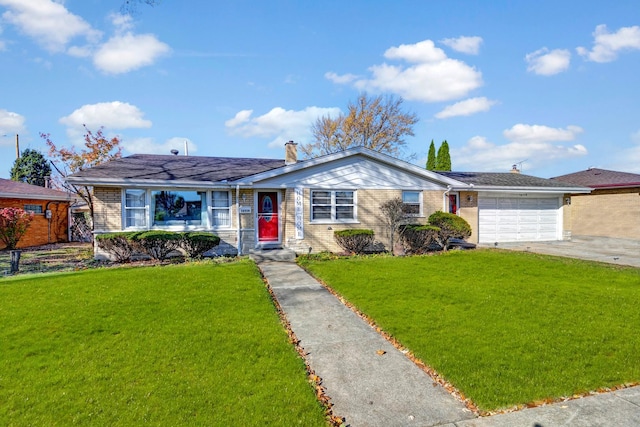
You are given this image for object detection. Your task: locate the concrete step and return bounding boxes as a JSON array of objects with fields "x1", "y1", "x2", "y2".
[{"x1": 249, "y1": 248, "x2": 296, "y2": 263}]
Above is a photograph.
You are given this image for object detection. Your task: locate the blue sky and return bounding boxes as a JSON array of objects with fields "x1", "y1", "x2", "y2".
[{"x1": 1, "y1": 0, "x2": 639, "y2": 179}]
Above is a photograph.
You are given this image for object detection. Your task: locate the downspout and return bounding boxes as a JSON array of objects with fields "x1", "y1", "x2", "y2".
[
  {"x1": 236, "y1": 184, "x2": 242, "y2": 256},
  {"x1": 442, "y1": 185, "x2": 451, "y2": 213}
]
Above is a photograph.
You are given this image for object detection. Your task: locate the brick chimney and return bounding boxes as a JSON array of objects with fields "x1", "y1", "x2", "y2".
[
  {"x1": 285, "y1": 141, "x2": 297, "y2": 165},
  {"x1": 510, "y1": 164, "x2": 520, "y2": 174}
]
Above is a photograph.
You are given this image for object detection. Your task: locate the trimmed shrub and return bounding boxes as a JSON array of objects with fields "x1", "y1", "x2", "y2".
[
  {"x1": 334, "y1": 229, "x2": 375, "y2": 254},
  {"x1": 179, "y1": 232, "x2": 221, "y2": 258},
  {"x1": 95, "y1": 232, "x2": 140, "y2": 262},
  {"x1": 428, "y1": 211, "x2": 472, "y2": 248},
  {"x1": 131, "y1": 231, "x2": 182, "y2": 261},
  {"x1": 400, "y1": 224, "x2": 441, "y2": 254}
]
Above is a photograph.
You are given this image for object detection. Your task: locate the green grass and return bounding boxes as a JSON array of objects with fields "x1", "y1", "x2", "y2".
[
  {"x1": 299, "y1": 250, "x2": 640, "y2": 411},
  {"x1": 0, "y1": 260, "x2": 327, "y2": 426}
]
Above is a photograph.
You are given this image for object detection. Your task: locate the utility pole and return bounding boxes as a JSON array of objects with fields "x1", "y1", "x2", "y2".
[{"x1": 15, "y1": 134, "x2": 20, "y2": 159}]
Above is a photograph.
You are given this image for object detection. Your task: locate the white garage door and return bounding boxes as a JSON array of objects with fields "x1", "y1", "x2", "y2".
[{"x1": 478, "y1": 197, "x2": 560, "y2": 243}]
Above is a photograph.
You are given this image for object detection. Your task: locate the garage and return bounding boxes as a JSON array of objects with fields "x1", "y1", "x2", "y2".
[{"x1": 478, "y1": 196, "x2": 561, "y2": 243}]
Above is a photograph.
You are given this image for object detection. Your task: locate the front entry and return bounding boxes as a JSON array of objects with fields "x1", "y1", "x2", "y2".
[{"x1": 257, "y1": 191, "x2": 279, "y2": 245}]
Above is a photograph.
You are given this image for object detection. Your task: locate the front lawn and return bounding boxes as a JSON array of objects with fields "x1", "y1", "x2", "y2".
[
  {"x1": 0, "y1": 261, "x2": 327, "y2": 426},
  {"x1": 298, "y1": 250, "x2": 640, "y2": 412}
]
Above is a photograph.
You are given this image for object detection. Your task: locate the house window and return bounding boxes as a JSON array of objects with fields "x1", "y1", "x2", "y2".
[
  {"x1": 211, "y1": 191, "x2": 231, "y2": 227},
  {"x1": 24, "y1": 204, "x2": 43, "y2": 214},
  {"x1": 311, "y1": 190, "x2": 356, "y2": 222},
  {"x1": 124, "y1": 189, "x2": 147, "y2": 227},
  {"x1": 402, "y1": 191, "x2": 422, "y2": 215},
  {"x1": 152, "y1": 190, "x2": 207, "y2": 226}
]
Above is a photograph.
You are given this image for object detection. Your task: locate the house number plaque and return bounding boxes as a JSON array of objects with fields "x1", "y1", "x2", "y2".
[{"x1": 294, "y1": 187, "x2": 304, "y2": 239}]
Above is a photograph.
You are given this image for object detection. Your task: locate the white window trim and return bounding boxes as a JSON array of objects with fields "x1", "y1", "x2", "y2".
[
  {"x1": 210, "y1": 190, "x2": 232, "y2": 229},
  {"x1": 122, "y1": 189, "x2": 148, "y2": 229},
  {"x1": 310, "y1": 189, "x2": 358, "y2": 223},
  {"x1": 402, "y1": 190, "x2": 423, "y2": 217}
]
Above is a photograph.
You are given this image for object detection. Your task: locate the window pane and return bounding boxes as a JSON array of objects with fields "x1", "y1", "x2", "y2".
[
  {"x1": 336, "y1": 206, "x2": 354, "y2": 219},
  {"x1": 212, "y1": 209, "x2": 230, "y2": 227},
  {"x1": 404, "y1": 204, "x2": 420, "y2": 215},
  {"x1": 126, "y1": 209, "x2": 146, "y2": 227},
  {"x1": 212, "y1": 191, "x2": 229, "y2": 207},
  {"x1": 24, "y1": 204, "x2": 43, "y2": 214},
  {"x1": 312, "y1": 191, "x2": 331, "y2": 205},
  {"x1": 153, "y1": 190, "x2": 204, "y2": 225},
  {"x1": 335, "y1": 191, "x2": 354, "y2": 205},
  {"x1": 402, "y1": 191, "x2": 420, "y2": 204},
  {"x1": 126, "y1": 190, "x2": 145, "y2": 208},
  {"x1": 312, "y1": 206, "x2": 331, "y2": 220}
]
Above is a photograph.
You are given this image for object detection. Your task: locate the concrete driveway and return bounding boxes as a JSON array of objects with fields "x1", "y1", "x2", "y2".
[{"x1": 486, "y1": 235, "x2": 640, "y2": 268}]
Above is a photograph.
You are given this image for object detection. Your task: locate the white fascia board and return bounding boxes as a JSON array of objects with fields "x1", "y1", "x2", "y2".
[
  {"x1": 0, "y1": 192, "x2": 74, "y2": 201},
  {"x1": 65, "y1": 177, "x2": 234, "y2": 189},
  {"x1": 472, "y1": 185, "x2": 592, "y2": 194},
  {"x1": 238, "y1": 146, "x2": 470, "y2": 188}
]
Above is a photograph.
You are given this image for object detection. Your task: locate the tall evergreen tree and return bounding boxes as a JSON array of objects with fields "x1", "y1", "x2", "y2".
[
  {"x1": 426, "y1": 140, "x2": 436, "y2": 170},
  {"x1": 435, "y1": 140, "x2": 452, "y2": 171},
  {"x1": 10, "y1": 149, "x2": 52, "y2": 187}
]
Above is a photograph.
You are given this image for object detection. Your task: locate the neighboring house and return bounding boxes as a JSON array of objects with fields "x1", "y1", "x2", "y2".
[
  {"x1": 66, "y1": 143, "x2": 589, "y2": 259},
  {"x1": 551, "y1": 168, "x2": 640, "y2": 240},
  {"x1": 0, "y1": 178, "x2": 75, "y2": 249}
]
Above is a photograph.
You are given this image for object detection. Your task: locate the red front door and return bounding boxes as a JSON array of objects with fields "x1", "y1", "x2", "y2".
[{"x1": 258, "y1": 192, "x2": 279, "y2": 243}]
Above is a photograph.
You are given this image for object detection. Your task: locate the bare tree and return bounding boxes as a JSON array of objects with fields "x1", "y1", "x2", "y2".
[
  {"x1": 301, "y1": 93, "x2": 419, "y2": 159},
  {"x1": 380, "y1": 197, "x2": 412, "y2": 255}
]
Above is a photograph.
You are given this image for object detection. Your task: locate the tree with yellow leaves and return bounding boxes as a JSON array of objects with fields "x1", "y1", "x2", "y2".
[{"x1": 300, "y1": 93, "x2": 419, "y2": 159}]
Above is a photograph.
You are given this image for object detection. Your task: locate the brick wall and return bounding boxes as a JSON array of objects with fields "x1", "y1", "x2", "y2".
[
  {"x1": 569, "y1": 188, "x2": 640, "y2": 240},
  {"x1": 284, "y1": 189, "x2": 443, "y2": 253},
  {"x1": 0, "y1": 198, "x2": 69, "y2": 249},
  {"x1": 93, "y1": 187, "x2": 122, "y2": 231},
  {"x1": 458, "y1": 191, "x2": 478, "y2": 244}
]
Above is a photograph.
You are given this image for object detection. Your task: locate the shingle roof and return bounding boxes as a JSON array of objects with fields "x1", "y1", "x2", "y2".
[
  {"x1": 551, "y1": 168, "x2": 640, "y2": 188},
  {"x1": 0, "y1": 178, "x2": 73, "y2": 201},
  {"x1": 68, "y1": 154, "x2": 286, "y2": 183},
  {"x1": 439, "y1": 171, "x2": 584, "y2": 188}
]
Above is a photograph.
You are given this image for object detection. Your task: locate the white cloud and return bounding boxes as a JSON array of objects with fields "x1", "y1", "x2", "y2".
[
  {"x1": 0, "y1": 109, "x2": 26, "y2": 139},
  {"x1": 440, "y1": 36, "x2": 483, "y2": 55},
  {"x1": 59, "y1": 102, "x2": 152, "y2": 143},
  {"x1": 577, "y1": 24, "x2": 640, "y2": 63},
  {"x1": 0, "y1": 2, "x2": 169, "y2": 74},
  {"x1": 328, "y1": 39, "x2": 483, "y2": 103},
  {"x1": 453, "y1": 125, "x2": 587, "y2": 172},
  {"x1": 0, "y1": 0, "x2": 101, "y2": 53},
  {"x1": 325, "y1": 71, "x2": 359, "y2": 84},
  {"x1": 225, "y1": 106, "x2": 342, "y2": 148},
  {"x1": 503, "y1": 124, "x2": 583, "y2": 143},
  {"x1": 525, "y1": 48, "x2": 571, "y2": 75},
  {"x1": 122, "y1": 137, "x2": 198, "y2": 156},
  {"x1": 93, "y1": 32, "x2": 170, "y2": 74},
  {"x1": 435, "y1": 97, "x2": 497, "y2": 119}
]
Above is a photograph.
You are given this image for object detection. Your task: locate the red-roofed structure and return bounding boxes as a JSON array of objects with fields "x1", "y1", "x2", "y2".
[
  {"x1": 552, "y1": 169, "x2": 640, "y2": 240},
  {"x1": 0, "y1": 178, "x2": 76, "y2": 249}
]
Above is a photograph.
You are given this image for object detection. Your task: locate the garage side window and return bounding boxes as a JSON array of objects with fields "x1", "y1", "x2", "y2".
[
  {"x1": 311, "y1": 190, "x2": 356, "y2": 222},
  {"x1": 402, "y1": 191, "x2": 422, "y2": 215},
  {"x1": 124, "y1": 189, "x2": 147, "y2": 228}
]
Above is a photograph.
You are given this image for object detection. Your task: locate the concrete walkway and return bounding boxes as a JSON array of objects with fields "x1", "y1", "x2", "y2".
[
  {"x1": 258, "y1": 260, "x2": 475, "y2": 426},
  {"x1": 255, "y1": 255, "x2": 640, "y2": 426}
]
